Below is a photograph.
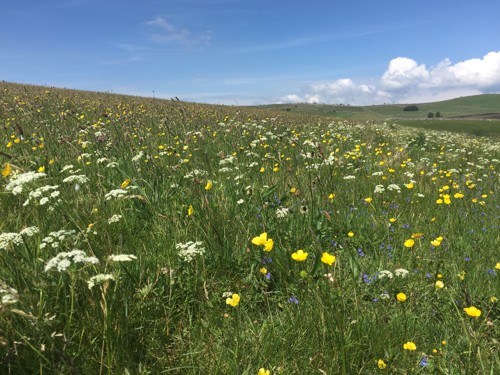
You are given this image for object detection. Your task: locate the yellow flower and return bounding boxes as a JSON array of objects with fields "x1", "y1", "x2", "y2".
[
  {"x1": 38, "y1": 166, "x2": 45, "y2": 173},
  {"x1": 1, "y1": 163, "x2": 12, "y2": 178},
  {"x1": 389, "y1": 217, "x2": 396, "y2": 223},
  {"x1": 205, "y1": 180, "x2": 213, "y2": 190},
  {"x1": 364, "y1": 197, "x2": 372, "y2": 203},
  {"x1": 463, "y1": 306, "x2": 481, "y2": 318},
  {"x1": 187, "y1": 205, "x2": 194, "y2": 216},
  {"x1": 490, "y1": 296, "x2": 498, "y2": 303},
  {"x1": 403, "y1": 341, "x2": 417, "y2": 351},
  {"x1": 259, "y1": 167, "x2": 265, "y2": 173},
  {"x1": 405, "y1": 182, "x2": 414, "y2": 189},
  {"x1": 226, "y1": 293, "x2": 240, "y2": 307},
  {"x1": 328, "y1": 193, "x2": 336, "y2": 200},
  {"x1": 397, "y1": 292, "x2": 407, "y2": 302},
  {"x1": 347, "y1": 231, "x2": 354, "y2": 237},
  {"x1": 435, "y1": 280, "x2": 444, "y2": 289},
  {"x1": 404, "y1": 239, "x2": 415, "y2": 248},
  {"x1": 291, "y1": 249, "x2": 308, "y2": 261},
  {"x1": 258, "y1": 368, "x2": 270, "y2": 375},
  {"x1": 454, "y1": 192, "x2": 464, "y2": 199},
  {"x1": 321, "y1": 252, "x2": 336, "y2": 266},
  {"x1": 290, "y1": 187, "x2": 297, "y2": 194},
  {"x1": 377, "y1": 359, "x2": 387, "y2": 369},
  {"x1": 259, "y1": 267, "x2": 267, "y2": 275},
  {"x1": 251, "y1": 232, "x2": 274, "y2": 252},
  {"x1": 495, "y1": 262, "x2": 500, "y2": 270},
  {"x1": 121, "y1": 178, "x2": 131, "y2": 188}
]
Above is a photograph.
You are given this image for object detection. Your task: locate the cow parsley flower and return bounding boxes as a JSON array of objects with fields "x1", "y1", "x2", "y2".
[
  {"x1": 176, "y1": 241, "x2": 205, "y2": 263},
  {"x1": 44, "y1": 250, "x2": 99, "y2": 272},
  {"x1": 87, "y1": 274, "x2": 115, "y2": 289}
]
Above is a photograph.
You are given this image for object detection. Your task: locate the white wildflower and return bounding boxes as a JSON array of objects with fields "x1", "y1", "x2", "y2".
[
  {"x1": 108, "y1": 214, "x2": 123, "y2": 224},
  {"x1": 387, "y1": 184, "x2": 401, "y2": 192},
  {"x1": 108, "y1": 254, "x2": 137, "y2": 262},
  {"x1": 5, "y1": 172, "x2": 47, "y2": 195},
  {"x1": 378, "y1": 270, "x2": 394, "y2": 279},
  {"x1": 132, "y1": 151, "x2": 144, "y2": 162},
  {"x1": 236, "y1": 199, "x2": 244, "y2": 205},
  {"x1": 343, "y1": 175, "x2": 356, "y2": 180},
  {"x1": 276, "y1": 207, "x2": 290, "y2": 219},
  {"x1": 176, "y1": 241, "x2": 205, "y2": 263},
  {"x1": 374, "y1": 185, "x2": 385, "y2": 194},
  {"x1": 87, "y1": 274, "x2": 115, "y2": 289},
  {"x1": 105, "y1": 189, "x2": 128, "y2": 200},
  {"x1": 394, "y1": 268, "x2": 409, "y2": 278},
  {"x1": 63, "y1": 175, "x2": 89, "y2": 184},
  {"x1": 45, "y1": 249, "x2": 99, "y2": 272},
  {"x1": 0, "y1": 282, "x2": 18, "y2": 305}
]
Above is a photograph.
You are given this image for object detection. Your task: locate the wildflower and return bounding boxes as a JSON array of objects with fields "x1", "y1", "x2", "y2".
[
  {"x1": 176, "y1": 241, "x2": 205, "y2": 263},
  {"x1": 121, "y1": 179, "x2": 131, "y2": 188},
  {"x1": 377, "y1": 359, "x2": 387, "y2": 369},
  {"x1": 419, "y1": 356, "x2": 428, "y2": 367},
  {"x1": 226, "y1": 293, "x2": 240, "y2": 307},
  {"x1": 87, "y1": 274, "x2": 114, "y2": 289},
  {"x1": 205, "y1": 180, "x2": 213, "y2": 190},
  {"x1": 364, "y1": 197, "x2": 372, "y2": 203},
  {"x1": 403, "y1": 341, "x2": 417, "y2": 351},
  {"x1": 328, "y1": 193, "x2": 335, "y2": 200},
  {"x1": 44, "y1": 250, "x2": 99, "y2": 272},
  {"x1": 259, "y1": 267, "x2": 268, "y2": 275},
  {"x1": 490, "y1": 296, "x2": 498, "y2": 303},
  {"x1": 404, "y1": 239, "x2": 415, "y2": 248},
  {"x1": 108, "y1": 214, "x2": 123, "y2": 224},
  {"x1": 378, "y1": 270, "x2": 393, "y2": 279},
  {"x1": 290, "y1": 187, "x2": 297, "y2": 194},
  {"x1": 288, "y1": 296, "x2": 299, "y2": 304},
  {"x1": 496, "y1": 262, "x2": 500, "y2": 270},
  {"x1": 347, "y1": 231, "x2": 354, "y2": 237},
  {"x1": 389, "y1": 217, "x2": 396, "y2": 223},
  {"x1": 104, "y1": 189, "x2": 128, "y2": 200},
  {"x1": 2, "y1": 164, "x2": 12, "y2": 178},
  {"x1": 108, "y1": 254, "x2": 137, "y2": 262},
  {"x1": 395, "y1": 268, "x2": 409, "y2": 277},
  {"x1": 463, "y1": 306, "x2": 481, "y2": 318},
  {"x1": 258, "y1": 368, "x2": 270, "y2": 375},
  {"x1": 405, "y1": 182, "x2": 414, "y2": 189},
  {"x1": 397, "y1": 292, "x2": 407, "y2": 302},
  {"x1": 435, "y1": 280, "x2": 444, "y2": 289},
  {"x1": 276, "y1": 207, "x2": 289, "y2": 219},
  {"x1": 291, "y1": 249, "x2": 308, "y2": 262},
  {"x1": 251, "y1": 232, "x2": 274, "y2": 252},
  {"x1": 188, "y1": 205, "x2": 194, "y2": 216},
  {"x1": 321, "y1": 252, "x2": 336, "y2": 266}
]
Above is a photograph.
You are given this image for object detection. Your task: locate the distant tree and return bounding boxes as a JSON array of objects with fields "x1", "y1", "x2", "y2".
[
  {"x1": 403, "y1": 105, "x2": 419, "y2": 111},
  {"x1": 435, "y1": 111, "x2": 441, "y2": 118},
  {"x1": 427, "y1": 112, "x2": 435, "y2": 118}
]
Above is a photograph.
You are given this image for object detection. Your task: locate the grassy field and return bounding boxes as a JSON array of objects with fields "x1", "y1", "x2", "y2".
[
  {"x1": 1, "y1": 82, "x2": 499, "y2": 374},
  {"x1": 255, "y1": 94, "x2": 500, "y2": 138}
]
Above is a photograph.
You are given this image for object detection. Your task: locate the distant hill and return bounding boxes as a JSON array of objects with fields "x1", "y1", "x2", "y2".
[{"x1": 253, "y1": 94, "x2": 500, "y2": 120}]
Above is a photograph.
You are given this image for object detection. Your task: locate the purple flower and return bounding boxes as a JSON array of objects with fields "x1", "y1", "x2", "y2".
[{"x1": 288, "y1": 296, "x2": 299, "y2": 304}]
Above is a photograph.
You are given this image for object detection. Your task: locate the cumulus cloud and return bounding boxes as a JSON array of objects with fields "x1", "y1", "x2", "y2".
[{"x1": 281, "y1": 51, "x2": 500, "y2": 105}]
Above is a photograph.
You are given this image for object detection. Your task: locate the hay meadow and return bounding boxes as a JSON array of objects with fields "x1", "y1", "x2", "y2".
[{"x1": 0, "y1": 83, "x2": 499, "y2": 374}]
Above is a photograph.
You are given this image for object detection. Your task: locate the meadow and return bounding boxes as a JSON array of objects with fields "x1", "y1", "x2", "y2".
[{"x1": 0, "y1": 82, "x2": 499, "y2": 374}]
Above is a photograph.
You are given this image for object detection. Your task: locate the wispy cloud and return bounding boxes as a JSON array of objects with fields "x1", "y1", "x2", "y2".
[
  {"x1": 145, "y1": 16, "x2": 212, "y2": 47},
  {"x1": 229, "y1": 20, "x2": 435, "y2": 55},
  {"x1": 113, "y1": 43, "x2": 149, "y2": 53}
]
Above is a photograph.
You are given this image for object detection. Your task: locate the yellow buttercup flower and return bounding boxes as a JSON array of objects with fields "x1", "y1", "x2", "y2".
[
  {"x1": 463, "y1": 306, "x2": 481, "y2": 318},
  {"x1": 121, "y1": 178, "x2": 131, "y2": 188},
  {"x1": 321, "y1": 252, "x2": 336, "y2": 266},
  {"x1": 347, "y1": 231, "x2": 354, "y2": 237},
  {"x1": 258, "y1": 368, "x2": 270, "y2": 375},
  {"x1": 1, "y1": 163, "x2": 12, "y2": 178},
  {"x1": 435, "y1": 280, "x2": 444, "y2": 289},
  {"x1": 226, "y1": 293, "x2": 240, "y2": 307},
  {"x1": 364, "y1": 197, "x2": 372, "y2": 203},
  {"x1": 187, "y1": 205, "x2": 194, "y2": 216},
  {"x1": 205, "y1": 180, "x2": 213, "y2": 190},
  {"x1": 397, "y1": 292, "x2": 407, "y2": 302},
  {"x1": 251, "y1": 232, "x2": 274, "y2": 252},
  {"x1": 377, "y1": 359, "x2": 387, "y2": 369},
  {"x1": 403, "y1": 341, "x2": 417, "y2": 351},
  {"x1": 404, "y1": 239, "x2": 415, "y2": 248},
  {"x1": 291, "y1": 249, "x2": 308, "y2": 261}
]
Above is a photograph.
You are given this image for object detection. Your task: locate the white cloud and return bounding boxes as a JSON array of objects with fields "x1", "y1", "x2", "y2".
[{"x1": 281, "y1": 51, "x2": 500, "y2": 105}]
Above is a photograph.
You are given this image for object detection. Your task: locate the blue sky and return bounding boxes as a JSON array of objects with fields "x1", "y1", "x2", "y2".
[{"x1": 2, "y1": 0, "x2": 500, "y2": 105}]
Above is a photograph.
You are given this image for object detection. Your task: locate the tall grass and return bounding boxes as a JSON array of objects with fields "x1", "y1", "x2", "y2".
[{"x1": 1, "y1": 83, "x2": 499, "y2": 374}]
